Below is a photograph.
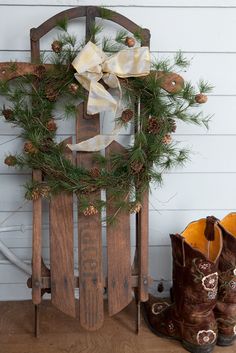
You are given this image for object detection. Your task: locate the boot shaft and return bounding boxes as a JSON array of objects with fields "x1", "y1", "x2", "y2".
[
  {"x1": 171, "y1": 217, "x2": 223, "y2": 315},
  {"x1": 218, "y1": 213, "x2": 236, "y2": 302},
  {"x1": 214, "y1": 213, "x2": 236, "y2": 343}
]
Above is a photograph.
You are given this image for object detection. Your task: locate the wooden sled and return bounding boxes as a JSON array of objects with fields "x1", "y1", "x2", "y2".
[
  {"x1": 0, "y1": 5, "x2": 184, "y2": 336},
  {"x1": 29, "y1": 6, "x2": 151, "y2": 335}
]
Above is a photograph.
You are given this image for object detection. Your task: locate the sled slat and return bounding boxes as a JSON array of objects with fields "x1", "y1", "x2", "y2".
[
  {"x1": 76, "y1": 103, "x2": 104, "y2": 330},
  {"x1": 138, "y1": 191, "x2": 149, "y2": 302},
  {"x1": 106, "y1": 141, "x2": 132, "y2": 316},
  {"x1": 32, "y1": 170, "x2": 42, "y2": 305},
  {"x1": 31, "y1": 34, "x2": 42, "y2": 307},
  {"x1": 49, "y1": 137, "x2": 76, "y2": 318}
]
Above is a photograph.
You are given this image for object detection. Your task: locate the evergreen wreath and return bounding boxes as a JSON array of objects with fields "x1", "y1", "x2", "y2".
[{"x1": 0, "y1": 13, "x2": 212, "y2": 221}]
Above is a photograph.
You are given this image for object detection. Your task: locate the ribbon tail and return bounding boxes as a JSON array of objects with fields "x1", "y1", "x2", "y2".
[
  {"x1": 67, "y1": 131, "x2": 135, "y2": 152},
  {"x1": 102, "y1": 73, "x2": 122, "y2": 118},
  {"x1": 87, "y1": 81, "x2": 117, "y2": 115},
  {"x1": 67, "y1": 135, "x2": 116, "y2": 152},
  {"x1": 67, "y1": 123, "x2": 125, "y2": 152}
]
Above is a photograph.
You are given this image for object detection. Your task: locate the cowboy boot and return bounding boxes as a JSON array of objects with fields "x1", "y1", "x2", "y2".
[
  {"x1": 215, "y1": 213, "x2": 236, "y2": 346},
  {"x1": 142, "y1": 217, "x2": 223, "y2": 353}
]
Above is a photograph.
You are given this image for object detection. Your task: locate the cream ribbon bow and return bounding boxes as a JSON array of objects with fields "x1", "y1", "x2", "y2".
[{"x1": 67, "y1": 41, "x2": 150, "y2": 152}]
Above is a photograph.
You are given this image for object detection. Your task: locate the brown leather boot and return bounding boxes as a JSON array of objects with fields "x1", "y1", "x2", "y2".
[
  {"x1": 215, "y1": 213, "x2": 236, "y2": 346},
  {"x1": 142, "y1": 217, "x2": 223, "y2": 353}
]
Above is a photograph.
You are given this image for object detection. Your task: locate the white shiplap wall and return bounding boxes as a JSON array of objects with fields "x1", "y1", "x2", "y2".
[{"x1": 0, "y1": 0, "x2": 236, "y2": 299}]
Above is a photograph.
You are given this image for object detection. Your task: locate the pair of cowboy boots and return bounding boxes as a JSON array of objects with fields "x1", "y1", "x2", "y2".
[{"x1": 142, "y1": 213, "x2": 236, "y2": 353}]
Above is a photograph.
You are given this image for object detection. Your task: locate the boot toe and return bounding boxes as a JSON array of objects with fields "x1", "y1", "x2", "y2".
[{"x1": 217, "y1": 334, "x2": 236, "y2": 346}]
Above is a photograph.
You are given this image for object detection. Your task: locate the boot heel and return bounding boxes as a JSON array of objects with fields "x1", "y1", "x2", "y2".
[
  {"x1": 182, "y1": 340, "x2": 215, "y2": 353},
  {"x1": 217, "y1": 334, "x2": 236, "y2": 346}
]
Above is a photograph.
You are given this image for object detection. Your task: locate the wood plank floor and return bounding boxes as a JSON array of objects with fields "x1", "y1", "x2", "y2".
[{"x1": 0, "y1": 300, "x2": 235, "y2": 353}]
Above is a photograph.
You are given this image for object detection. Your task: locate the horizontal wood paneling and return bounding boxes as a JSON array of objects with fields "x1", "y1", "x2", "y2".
[
  {"x1": 158, "y1": 53, "x2": 236, "y2": 95},
  {"x1": 150, "y1": 173, "x2": 236, "y2": 211},
  {"x1": 1, "y1": 208, "x2": 232, "y2": 249},
  {"x1": 0, "y1": 1, "x2": 235, "y2": 300},
  {"x1": 1, "y1": 52, "x2": 236, "y2": 95},
  {"x1": 0, "y1": 262, "x2": 29, "y2": 283},
  {"x1": 1, "y1": 0, "x2": 236, "y2": 8},
  {"x1": 0, "y1": 244, "x2": 172, "y2": 280},
  {"x1": 1, "y1": 135, "x2": 236, "y2": 174},
  {"x1": 0, "y1": 174, "x2": 31, "y2": 212},
  {"x1": 0, "y1": 6, "x2": 236, "y2": 52},
  {"x1": 0, "y1": 283, "x2": 32, "y2": 300},
  {"x1": 2, "y1": 95, "x2": 236, "y2": 136},
  {"x1": 1, "y1": 173, "x2": 235, "y2": 212}
]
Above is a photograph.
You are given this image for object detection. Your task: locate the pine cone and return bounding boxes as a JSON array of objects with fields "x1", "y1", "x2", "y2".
[
  {"x1": 125, "y1": 37, "x2": 135, "y2": 47},
  {"x1": 40, "y1": 137, "x2": 54, "y2": 152},
  {"x1": 90, "y1": 167, "x2": 101, "y2": 178},
  {"x1": 68, "y1": 83, "x2": 79, "y2": 94},
  {"x1": 83, "y1": 204, "x2": 98, "y2": 216},
  {"x1": 167, "y1": 118, "x2": 177, "y2": 133},
  {"x1": 131, "y1": 161, "x2": 144, "y2": 174},
  {"x1": 83, "y1": 185, "x2": 98, "y2": 194},
  {"x1": 24, "y1": 141, "x2": 38, "y2": 154},
  {"x1": 130, "y1": 202, "x2": 142, "y2": 214},
  {"x1": 4, "y1": 155, "x2": 17, "y2": 166},
  {"x1": 34, "y1": 65, "x2": 46, "y2": 79},
  {"x1": 27, "y1": 187, "x2": 41, "y2": 201},
  {"x1": 45, "y1": 86, "x2": 59, "y2": 102},
  {"x1": 162, "y1": 134, "x2": 172, "y2": 145},
  {"x1": 195, "y1": 93, "x2": 208, "y2": 104},
  {"x1": 46, "y1": 118, "x2": 57, "y2": 132},
  {"x1": 121, "y1": 109, "x2": 134, "y2": 123},
  {"x1": 148, "y1": 117, "x2": 161, "y2": 134},
  {"x1": 40, "y1": 185, "x2": 51, "y2": 198},
  {"x1": 2, "y1": 108, "x2": 14, "y2": 121},
  {"x1": 51, "y1": 40, "x2": 62, "y2": 53}
]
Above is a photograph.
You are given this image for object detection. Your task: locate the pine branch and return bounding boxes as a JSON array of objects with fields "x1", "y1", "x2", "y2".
[
  {"x1": 58, "y1": 33, "x2": 77, "y2": 48},
  {"x1": 7, "y1": 61, "x2": 18, "y2": 72},
  {"x1": 198, "y1": 79, "x2": 214, "y2": 94},
  {"x1": 64, "y1": 103, "x2": 78, "y2": 119},
  {"x1": 115, "y1": 29, "x2": 129, "y2": 44},
  {"x1": 102, "y1": 37, "x2": 121, "y2": 53},
  {"x1": 56, "y1": 16, "x2": 68, "y2": 32},
  {"x1": 99, "y1": 6, "x2": 113, "y2": 20},
  {"x1": 152, "y1": 58, "x2": 171, "y2": 73},
  {"x1": 174, "y1": 51, "x2": 190, "y2": 69},
  {"x1": 89, "y1": 22, "x2": 103, "y2": 41},
  {"x1": 133, "y1": 28, "x2": 143, "y2": 43}
]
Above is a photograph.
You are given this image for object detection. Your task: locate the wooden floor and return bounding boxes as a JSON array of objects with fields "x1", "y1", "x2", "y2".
[{"x1": 0, "y1": 300, "x2": 235, "y2": 353}]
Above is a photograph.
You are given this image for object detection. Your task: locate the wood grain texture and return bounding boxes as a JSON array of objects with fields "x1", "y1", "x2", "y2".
[
  {"x1": 76, "y1": 103, "x2": 104, "y2": 330},
  {"x1": 0, "y1": 300, "x2": 234, "y2": 353},
  {"x1": 30, "y1": 30, "x2": 42, "y2": 307},
  {"x1": 4, "y1": 136, "x2": 236, "y2": 174},
  {"x1": 0, "y1": 0, "x2": 233, "y2": 7},
  {"x1": 1, "y1": 1, "x2": 236, "y2": 303},
  {"x1": 6, "y1": 173, "x2": 236, "y2": 213},
  {"x1": 4, "y1": 6, "x2": 236, "y2": 53},
  {"x1": 142, "y1": 71, "x2": 184, "y2": 94},
  {"x1": 30, "y1": 6, "x2": 147, "y2": 43},
  {"x1": 0, "y1": 62, "x2": 51, "y2": 81},
  {"x1": 49, "y1": 137, "x2": 75, "y2": 318},
  {"x1": 32, "y1": 170, "x2": 42, "y2": 305},
  {"x1": 106, "y1": 141, "x2": 132, "y2": 316},
  {"x1": 138, "y1": 191, "x2": 149, "y2": 302}
]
